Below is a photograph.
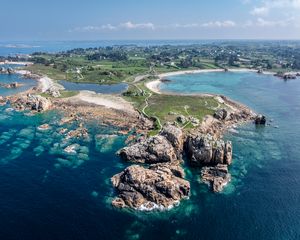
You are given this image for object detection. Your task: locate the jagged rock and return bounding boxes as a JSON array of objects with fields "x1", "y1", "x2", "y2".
[
  {"x1": 0, "y1": 96, "x2": 6, "y2": 106},
  {"x1": 10, "y1": 94, "x2": 52, "y2": 112},
  {"x1": 119, "y1": 135, "x2": 177, "y2": 163},
  {"x1": 201, "y1": 164, "x2": 231, "y2": 192},
  {"x1": 160, "y1": 123, "x2": 184, "y2": 150},
  {"x1": 177, "y1": 115, "x2": 187, "y2": 124},
  {"x1": 29, "y1": 95, "x2": 52, "y2": 112},
  {"x1": 111, "y1": 163, "x2": 190, "y2": 210},
  {"x1": 7, "y1": 67, "x2": 14, "y2": 74},
  {"x1": 255, "y1": 114, "x2": 266, "y2": 125},
  {"x1": 283, "y1": 74, "x2": 296, "y2": 80},
  {"x1": 185, "y1": 134, "x2": 233, "y2": 166},
  {"x1": 214, "y1": 108, "x2": 228, "y2": 120}
]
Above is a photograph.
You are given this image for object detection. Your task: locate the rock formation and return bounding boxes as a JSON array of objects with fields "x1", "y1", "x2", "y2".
[
  {"x1": 111, "y1": 162, "x2": 190, "y2": 210},
  {"x1": 255, "y1": 114, "x2": 266, "y2": 125},
  {"x1": 11, "y1": 94, "x2": 52, "y2": 112},
  {"x1": 160, "y1": 123, "x2": 184, "y2": 151},
  {"x1": 119, "y1": 135, "x2": 177, "y2": 163},
  {"x1": 214, "y1": 108, "x2": 228, "y2": 120},
  {"x1": 201, "y1": 164, "x2": 231, "y2": 192},
  {"x1": 185, "y1": 134, "x2": 232, "y2": 166}
]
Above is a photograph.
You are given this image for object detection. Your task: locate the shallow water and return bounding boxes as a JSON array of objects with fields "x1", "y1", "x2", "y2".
[
  {"x1": 0, "y1": 71, "x2": 300, "y2": 240},
  {"x1": 0, "y1": 73, "x2": 36, "y2": 96},
  {"x1": 59, "y1": 80, "x2": 128, "y2": 94}
]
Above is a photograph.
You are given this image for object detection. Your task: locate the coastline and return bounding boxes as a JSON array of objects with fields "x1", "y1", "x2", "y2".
[
  {"x1": 146, "y1": 68, "x2": 274, "y2": 94},
  {"x1": 0, "y1": 61, "x2": 33, "y2": 66}
]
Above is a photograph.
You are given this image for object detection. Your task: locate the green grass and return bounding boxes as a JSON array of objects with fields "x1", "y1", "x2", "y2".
[
  {"x1": 25, "y1": 64, "x2": 66, "y2": 80},
  {"x1": 123, "y1": 83, "x2": 219, "y2": 130}
]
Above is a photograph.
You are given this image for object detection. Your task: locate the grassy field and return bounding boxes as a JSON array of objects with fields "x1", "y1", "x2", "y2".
[
  {"x1": 123, "y1": 83, "x2": 219, "y2": 133},
  {"x1": 41, "y1": 90, "x2": 79, "y2": 99}
]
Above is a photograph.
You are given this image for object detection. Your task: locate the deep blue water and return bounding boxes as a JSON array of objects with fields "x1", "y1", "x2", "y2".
[
  {"x1": 1, "y1": 69, "x2": 300, "y2": 239},
  {"x1": 59, "y1": 80, "x2": 128, "y2": 94}
]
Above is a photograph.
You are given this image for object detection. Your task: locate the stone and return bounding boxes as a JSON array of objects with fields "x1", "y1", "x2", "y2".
[
  {"x1": 255, "y1": 114, "x2": 266, "y2": 125},
  {"x1": 10, "y1": 94, "x2": 52, "y2": 112},
  {"x1": 119, "y1": 135, "x2": 177, "y2": 164},
  {"x1": 214, "y1": 108, "x2": 228, "y2": 120},
  {"x1": 111, "y1": 163, "x2": 190, "y2": 210},
  {"x1": 189, "y1": 117, "x2": 200, "y2": 126},
  {"x1": 177, "y1": 115, "x2": 187, "y2": 124},
  {"x1": 201, "y1": 164, "x2": 231, "y2": 192},
  {"x1": 160, "y1": 123, "x2": 184, "y2": 150},
  {"x1": 185, "y1": 134, "x2": 233, "y2": 166}
]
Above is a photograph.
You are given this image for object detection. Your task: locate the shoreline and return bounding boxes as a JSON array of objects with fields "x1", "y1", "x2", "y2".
[
  {"x1": 146, "y1": 68, "x2": 275, "y2": 95},
  {"x1": 0, "y1": 61, "x2": 33, "y2": 66}
]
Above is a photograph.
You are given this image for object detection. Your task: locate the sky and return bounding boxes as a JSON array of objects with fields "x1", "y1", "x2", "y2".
[{"x1": 1, "y1": 0, "x2": 300, "y2": 40}]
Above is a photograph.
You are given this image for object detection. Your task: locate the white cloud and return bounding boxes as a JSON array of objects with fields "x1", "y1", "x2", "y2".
[
  {"x1": 250, "y1": 6, "x2": 269, "y2": 16},
  {"x1": 101, "y1": 24, "x2": 117, "y2": 30},
  {"x1": 256, "y1": 17, "x2": 294, "y2": 27},
  {"x1": 120, "y1": 21, "x2": 155, "y2": 30},
  {"x1": 202, "y1": 20, "x2": 236, "y2": 28}
]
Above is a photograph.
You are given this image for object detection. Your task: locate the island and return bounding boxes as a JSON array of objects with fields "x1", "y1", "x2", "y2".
[{"x1": 1, "y1": 41, "x2": 299, "y2": 211}]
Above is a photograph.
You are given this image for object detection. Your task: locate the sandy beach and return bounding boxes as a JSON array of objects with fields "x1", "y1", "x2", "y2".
[{"x1": 68, "y1": 90, "x2": 137, "y2": 114}]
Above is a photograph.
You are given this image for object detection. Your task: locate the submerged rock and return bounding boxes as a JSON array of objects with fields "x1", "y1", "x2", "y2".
[
  {"x1": 255, "y1": 114, "x2": 266, "y2": 125},
  {"x1": 111, "y1": 162, "x2": 190, "y2": 210},
  {"x1": 185, "y1": 134, "x2": 232, "y2": 166},
  {"x1": 119, "y1": 135, "x2": 177, "y2": 164},
  {"x1": 201, "y1": 164, "x2": 231, "y2": 192}
]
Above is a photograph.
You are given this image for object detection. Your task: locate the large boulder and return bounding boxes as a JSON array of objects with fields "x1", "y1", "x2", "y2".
[
  {"x1": 160, "y1": 123, "x2": 184, "y2": 151},
  {"x1": 119, "y1": 135, "x2": 177, "y2": 164},
  {"x1": 201, "y1": 164, "x2": 231, "y2": 192},
  {"x1": 255, "y1": 114, "x2": 266, "y2": 125},
  {"x1": 11, "y1": 94, "x2": 52, "y2": 112},
  {"x1": 185, "y1": 134, "x2": 232, "y2": 166},
  {"x1": 29, "y1": 95, "x2": 52, "y2": 112},
  {"x1": 214, "y1": 108, "x2": 228, "y2": 120},
  {"x1": 111, "y1": 162, "x2": 190, "y2": 210}
]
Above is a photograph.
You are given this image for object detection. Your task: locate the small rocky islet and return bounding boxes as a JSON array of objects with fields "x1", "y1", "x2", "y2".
[{"x1": 112, "y1": 104, "x2": 266, "y2": 211}]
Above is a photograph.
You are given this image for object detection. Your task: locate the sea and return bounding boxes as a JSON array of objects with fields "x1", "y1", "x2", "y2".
[{"x1": 0, "y1": 41, "x2": 299, "y2": 240}]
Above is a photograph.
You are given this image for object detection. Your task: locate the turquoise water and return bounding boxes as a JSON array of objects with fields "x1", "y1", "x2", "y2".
[
  {"x1": 0, "y1": 73, "x2": 36, "y2": 96},
  {"x1": 59, "y1": 80, "x2": 128, "y2": 94},
  {"x1": 0, "y1": 71, "x2": 300, "y2": 239}
]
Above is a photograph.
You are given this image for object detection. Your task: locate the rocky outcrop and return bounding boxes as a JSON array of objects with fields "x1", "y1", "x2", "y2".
[
  {"x1": 0, "y1": 82, "x2": 22, "y2": 89},
  {"x1": 177, "y1": 115, "x2": 187, "y2": 124},
  {"x1": 119, "y1": 135, "x2": 177, "y2": 164},
  {"x1": 111, "y1": 162, "x2": 190, "y2": 210},
  {"x1": 201, "y1": 164, "x2": 231, "y2": 192},
  {"x1": 11, "y1": 94, "x2": 52, "y2": 112},
  {"x1": 160, "y1": 123, "x2": 184, "y2": 151},
  {"x1": 255, "y1": 114, "x2": 266, "y2": 125},
  {"x1": 0, "y1": 96, "x2": 7, "y2": 106},
  {"x1": 0, "y1": 67, "x2": 14, "y2": 74},
  {"x1": 185, "y1": 134, "x2": 232, "y2": 166},
  {"x1": 214, "y1": 108, "x2": 228, "y2": 120}
]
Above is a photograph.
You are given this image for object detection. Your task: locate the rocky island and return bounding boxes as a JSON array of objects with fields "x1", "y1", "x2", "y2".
[{"x1": 0, "y1": 48, "x2": 270, "y2": 212}]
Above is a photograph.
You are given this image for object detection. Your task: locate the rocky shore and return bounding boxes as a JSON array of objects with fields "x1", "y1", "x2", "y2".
[
  {"x1": 111, "y1": 93, "x2": 266, "y2": 210},
  {"x1": 1, "y1": 67, "x2": 267, "y2": 211}
]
